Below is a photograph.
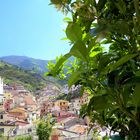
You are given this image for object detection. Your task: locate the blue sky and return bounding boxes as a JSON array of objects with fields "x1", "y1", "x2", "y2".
[{"x1": 0, "y1": 0, "x2": 71, "y2": 60}]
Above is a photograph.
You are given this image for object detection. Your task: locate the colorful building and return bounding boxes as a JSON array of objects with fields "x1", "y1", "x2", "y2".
[
  {"x1": 54, "y1": 100, "x2": 69, "y2": 111},
  {"x1": 0, "y1": 77, "x2": 4, "y2": 104}
]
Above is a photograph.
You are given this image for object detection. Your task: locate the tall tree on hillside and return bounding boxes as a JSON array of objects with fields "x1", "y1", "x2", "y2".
[
  {"x1": 36, "y1": 114, "x2": 55, "y2": 140},
  {"x1": 47, "y1": 0, "x2": 140, "y2": 139}
]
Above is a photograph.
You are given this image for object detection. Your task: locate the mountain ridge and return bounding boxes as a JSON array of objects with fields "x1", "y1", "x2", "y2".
[
  {"x1": 0, "y1": 55, "x2": 55, "y2": 74},
  {"x1": 0, "y1": 55, "x2": 68, "y2": 87}
]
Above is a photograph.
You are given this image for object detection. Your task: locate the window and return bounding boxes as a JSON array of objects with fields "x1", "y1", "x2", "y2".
[
  {"x1": 0, "y1": 128, "x2": 4, "y2": 133},
  {"x1": 28, "y1": 128, "x2": 32, "y2": 132},
  {"x1": 0, "y1": 115, "x2": 3, "y2": 119}
]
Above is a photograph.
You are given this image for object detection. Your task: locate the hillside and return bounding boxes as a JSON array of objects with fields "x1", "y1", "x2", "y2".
[
  {"x1": 0, "y1": 61, "x2": 57, "y2": 92},
  {"x1": 0, "y1": 55, "x2": 74, "y2": 75},
  {"x1": 0, "y1": 55, "x2": 75, "y2": 86},
  {"x1": 0, "y1": 55, "x2": 53, "y2": 74}
]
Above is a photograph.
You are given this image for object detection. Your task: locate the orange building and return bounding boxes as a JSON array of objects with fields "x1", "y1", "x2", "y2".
[{"x1": 8, "y1": 107, "x2": 28, "y2": 120}]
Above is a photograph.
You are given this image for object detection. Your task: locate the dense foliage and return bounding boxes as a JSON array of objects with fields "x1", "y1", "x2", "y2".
[
  {"x1": 48, "y1": 0, "x2": 140, "y2": 139},
  {"x1": 36, "y1": 115, "x2": 54, "y2": 140},
  {"x1": 15, "y1": 136, "x2": 32, "y2": 140}
]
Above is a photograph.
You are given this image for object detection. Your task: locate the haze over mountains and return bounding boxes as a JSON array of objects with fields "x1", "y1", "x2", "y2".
[{"x1": 0, "y1": 55, "x2": 54, "y2": 74}]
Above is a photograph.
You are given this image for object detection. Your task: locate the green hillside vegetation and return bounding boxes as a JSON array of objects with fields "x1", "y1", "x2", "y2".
[
  {"x1": 0, "y1": 61, "x2": 50, "y2": 91},
  {"x1": 0, "y1": 55, "x2": 68, "y2": 86}
]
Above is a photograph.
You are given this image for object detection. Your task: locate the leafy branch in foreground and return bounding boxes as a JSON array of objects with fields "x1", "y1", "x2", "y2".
[{"x1": 48, "y1": 0, "x2": 140, "y2": 139}]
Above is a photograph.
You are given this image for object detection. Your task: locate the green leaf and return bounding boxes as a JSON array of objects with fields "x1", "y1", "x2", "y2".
[
  {"x1": 122, "y1": 86, "x2": 131, "y2": 105},
  {"x1": 60, "y1": 37, "x2": 69, "y2": 41},
  {"x1": 98, "y1": 54, "x2": 112, "y2": 74},
  {"x1": 51, "y1": 0, "x2": 61, "y2": 5},
  {"x1": 97, "y1": 0, "x2": 107, "y2": 11},
  {"x1": 136, "y1": 70, "x2": 140, "y2": 76},
  {"x1": 133, "y1": 84, "x2": 140, "y2": 107},
  {"x1": 134, "y1": 0, "x2": 140, "y2": 24},
  {"x1": 70, "y1": 41, "x2": 88, "y2": 61},
  {"x1": 54, "y1": 53, "x2": 71, "y2": 69},
  {"x1": 63, "y1": 17, "x2": 72, "y2": 22},
  {"x1": 115, "y1": 0, "x2": 126, "y2": 14},
  {"x1": 90, "y1": 51, "x2": 100, "y2": 57},
  {"x1": 68, "y1": 70, "x2": 81, "y2": 88},
  {"x1": 66, "y1": 22, "x2": 82, "y2": 42},
  {"x1": 109, "y1": 54, "x2": 137, "y2": 73},
  {"x1": 89, "y1": 46, "x2": 102, "y2": 57},
  {"x1": 88, "y1": 94, "x2": 110, "y2": 111},
  {"x1": 46, "y1": 53, "x2": 71, "y2": 76},
  {"x1": 123, "y1": 76, "x2": 140, "y2": 85},
  {"x1": 113, "y1": 21, "x2": 129, "y2": 34}
]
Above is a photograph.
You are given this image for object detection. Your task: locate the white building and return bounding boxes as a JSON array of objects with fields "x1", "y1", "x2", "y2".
[{"x1": 0, "y1": 77, "x2": 4, "y2": 104}]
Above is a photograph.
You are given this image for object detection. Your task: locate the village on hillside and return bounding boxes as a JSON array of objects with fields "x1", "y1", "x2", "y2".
[{"x1": 0, "y1": 77, "x2": 104, "y2": 140}]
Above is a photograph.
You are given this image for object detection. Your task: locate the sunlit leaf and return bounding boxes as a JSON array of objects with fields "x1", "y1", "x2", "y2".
[
  {"x1": 63, "y1": 17, "x2": 72, "y2": 22},
  {"x1": 68, "y1": 70, "x2": 81, "y2": 88},
  {"x1": 66, "y1": 22, "x2": 82, "y2": 42},
  {"x1": 53, "y1": 53, "x2": 71, "y2": 71},
  {"x1": 70, "y1": 41, "x2": 88, "y2": 61}
]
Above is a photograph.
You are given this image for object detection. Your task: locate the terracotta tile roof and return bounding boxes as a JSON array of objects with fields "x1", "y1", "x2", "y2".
[
  {"x1": 24, "y1": 96, "x2": 36, "y2": 105},
  {"x1": 15, "y1": 120, "x2": 29, "y2": 126},
  {"x1": 9, "y1": 107, "x2": 27, "y2": 113},
  {"x1": 69, "y1": 125, "x2": 87, "y2": 135},
  {"x1": 54, "y1": 111, "x2": 78, "y2": 122},
  {"x1": 60, "y1": 117, "x2": 78, "y2": 123},
  {"x1": 7, "y1": 107, "x2": 27, "y2": 119},
  {"x1": 13, "y1": 94, "x2": 36, "y2": 106}
]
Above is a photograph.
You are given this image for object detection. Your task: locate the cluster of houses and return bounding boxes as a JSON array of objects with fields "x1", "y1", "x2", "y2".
[
  {"x1": 0, "y1": 77, "x2": 94, "y2": 140},
  {"x1": 37, "y1": 85, "x2": 93, "y2": 140},
  {"x1": 0, "y1": 77, "x2": 38, "y2": 138}
]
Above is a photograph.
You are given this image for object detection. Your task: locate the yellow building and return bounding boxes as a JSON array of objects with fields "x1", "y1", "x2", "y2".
[
  {"x1": 8, "y1": 107, "x2": 28, "y2": 120},
  {"x1": 54, "y1": 100, "x2": 69, "y2": 111},
  {"x1": 0, "y1": 104, "x2": 3, "y2": 112},
  {"x1": 4, "y1": 92, "x2": 13, "y2": 100}
]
